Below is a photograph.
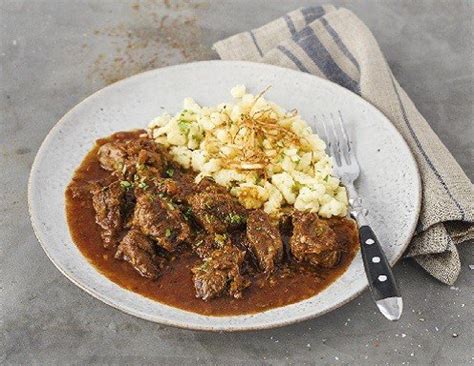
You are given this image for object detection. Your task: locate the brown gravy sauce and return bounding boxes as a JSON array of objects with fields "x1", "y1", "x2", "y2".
[{"x1": 65, "y1": 131, "x2": 359, "y2": 316}]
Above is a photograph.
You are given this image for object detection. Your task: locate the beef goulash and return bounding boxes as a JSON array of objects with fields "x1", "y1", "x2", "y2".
[
  {"x1": 66, "y1": 86, "x2": 359, "y2": 316},
  {"x1": 66, "y1": 131, "x2": 359, "y2": 316}
]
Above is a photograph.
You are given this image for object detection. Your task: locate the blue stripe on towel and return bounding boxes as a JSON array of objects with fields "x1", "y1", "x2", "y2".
[
  {"x1": 283, "y1": 15, "x2": 296, "y2": 35},
  {"x1": 277, "y1": 45, "x2": 310, "y2": 73},
  {"x1": 301, "y1": 6, "x2": 326, "y2": 24},
  {"x1": 249, "y1": 30, "x2": 263, "y2": 57},
  {"x1": 320, "y1": 18, "x2": 360, "y2": 71},
  {"x1": 390, "y1": 74, "x2": 465, "y2": 221},
  {"x1": 293, "y1": 27, "x2": 360, "y2": 93}
]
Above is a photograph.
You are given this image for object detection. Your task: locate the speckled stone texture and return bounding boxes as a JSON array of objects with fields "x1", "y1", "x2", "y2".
[{"x1": 1, "y1": 0, "x2": 472, "y2": 365}]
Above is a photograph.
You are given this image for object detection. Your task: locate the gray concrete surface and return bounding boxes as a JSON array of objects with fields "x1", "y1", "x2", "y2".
[{"x1": 1, "y1": 0, "x2": 473, "y2": 365}]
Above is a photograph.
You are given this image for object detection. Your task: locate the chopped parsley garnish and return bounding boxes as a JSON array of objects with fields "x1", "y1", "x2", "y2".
[
  {"x1": 324, "y1": 175, "x2": 329, "y2": 182},
  {"x1": 178, "y1": 119, "x2": 192, "y2": 134},
  {"x1": 183, "y1": 207, "x2": 193, "y2": 220},
  {"x1": 291, "y1": 182, "x2": 302, "y2": 194},
  {"x1": 198, "y1": 261, "x2": 210, "y2": 273},
  {"x1": 227, "y1": 213, "x2": 244, "y2": 225},
  {"x1": 165, "y1": 167, "x2": 174, "y2": 177},
  {"x1": 314, "y1": 225, "x2": 324, "y2": 236},
  {"x1": 138, "y1": 181, "x2": 149, "y2": 190},
  {"x1": 191, "y1": 134, "x2": 203, "y2": 143},
  {"x1": 120, "y1": 180, "x2": 132, "y2": 190},
  {"x1": 165, "y1": 228, "x2": 173, "y2": 238},
  {"x1": 204, "y1": 213, "x2": 214, "y2": 223},
  {"x1": 214, "y1": 234, "x2": 227, "y2": 248}
]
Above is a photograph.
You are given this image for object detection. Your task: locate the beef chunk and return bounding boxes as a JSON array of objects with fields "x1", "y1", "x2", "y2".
[
  {"x1": 195, "y1": 177, "x2": 229, "y2": 195},
  {"x1": 150, "y1": 176, "x2": 227, "y2": 205},
  {"x1": 152, "y1": 176, "x2": 195, "y2": 204},
  {"x1": 135, "y1": 147, "x2": 166, "y2": 179},
  {"x1": 191, "y1": 232, "x2": 232, "y2": 259},
  {"x1": 188, "y1": 192, "x2": 247, "y2": 234},
  {"x1": 290, "y1": 211, "x2": 341, "y2": 268},
  {"x1": 98, "y1": 142, "x2": 127, "y2": 172},
  {"x1": 97, "y1": 138, "x2": 167, "y2": 179},
  {"x1": 246, "y1": 210, "x2": 283, "y2": 273},
  {"x1": 91, "y1": 180, "x2": 125, "y2": 248},
  {"x1": 192, "y1": 246, "x2": 249, "y2": 300},
  {"x1": 132, "y1": 190, "x2": 191, "y2": 252},
  {"x1": 115, "y1": 230, "x2": 164, "y2": 279}
]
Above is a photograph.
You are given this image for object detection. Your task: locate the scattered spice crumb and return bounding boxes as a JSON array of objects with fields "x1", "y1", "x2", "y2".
[{"x1": 88, "y1": 0, "x2": 211, "y2": 85}]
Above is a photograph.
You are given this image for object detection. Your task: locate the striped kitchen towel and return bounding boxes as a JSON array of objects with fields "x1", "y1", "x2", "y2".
[{"x1": 213, "y1": 5, "x2": 473, "y2": 285}]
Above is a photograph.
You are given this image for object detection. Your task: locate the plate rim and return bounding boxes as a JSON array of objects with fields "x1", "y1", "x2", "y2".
[{"x1": 28, "y1": 60, "x2": 422, "y2": 331}]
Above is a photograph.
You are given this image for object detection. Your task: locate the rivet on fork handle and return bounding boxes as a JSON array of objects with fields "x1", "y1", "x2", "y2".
[{"x1": 358, "y1": 224, "x2": 403, "y2": 320}]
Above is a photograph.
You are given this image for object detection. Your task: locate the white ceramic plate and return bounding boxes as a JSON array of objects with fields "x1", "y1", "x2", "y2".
[{"x1": 29, "y1": 61, "x2": 421, "y2": 331}]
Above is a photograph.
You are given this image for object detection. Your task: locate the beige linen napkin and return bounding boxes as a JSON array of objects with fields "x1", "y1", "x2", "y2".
[{"x1": 213, "y1": 5, "x2": 473, "y2": 285}]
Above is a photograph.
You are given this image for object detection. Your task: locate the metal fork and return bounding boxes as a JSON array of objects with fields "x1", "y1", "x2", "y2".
[{"x1": 319, "y1": 111, "x2": 403, "y2": 321}]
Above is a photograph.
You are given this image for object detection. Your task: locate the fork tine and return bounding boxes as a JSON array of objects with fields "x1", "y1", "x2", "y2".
[
  {"x1": 318, "y1": 114, "x2": 330, "y2": 144},
  {"x1": 320, "y1": 114, "x2": 332, "y2": 155},
  {"x1": 321, "y1": 114, "x2": 341, "y2": 166},
  {"x1": 336, "y1": 111, "x2": 354, "y2": 164},
  {"x1": 329, "y1": 113, "x2": 343, "y2": 166},
  {"x1": 313, "y1": 115, "x2": 323, "y2": 139}
]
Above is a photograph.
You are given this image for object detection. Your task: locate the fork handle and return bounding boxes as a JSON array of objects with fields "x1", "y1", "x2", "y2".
[{"x1": 359, "y1": 225, "x2": 402, "y2": 320}]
